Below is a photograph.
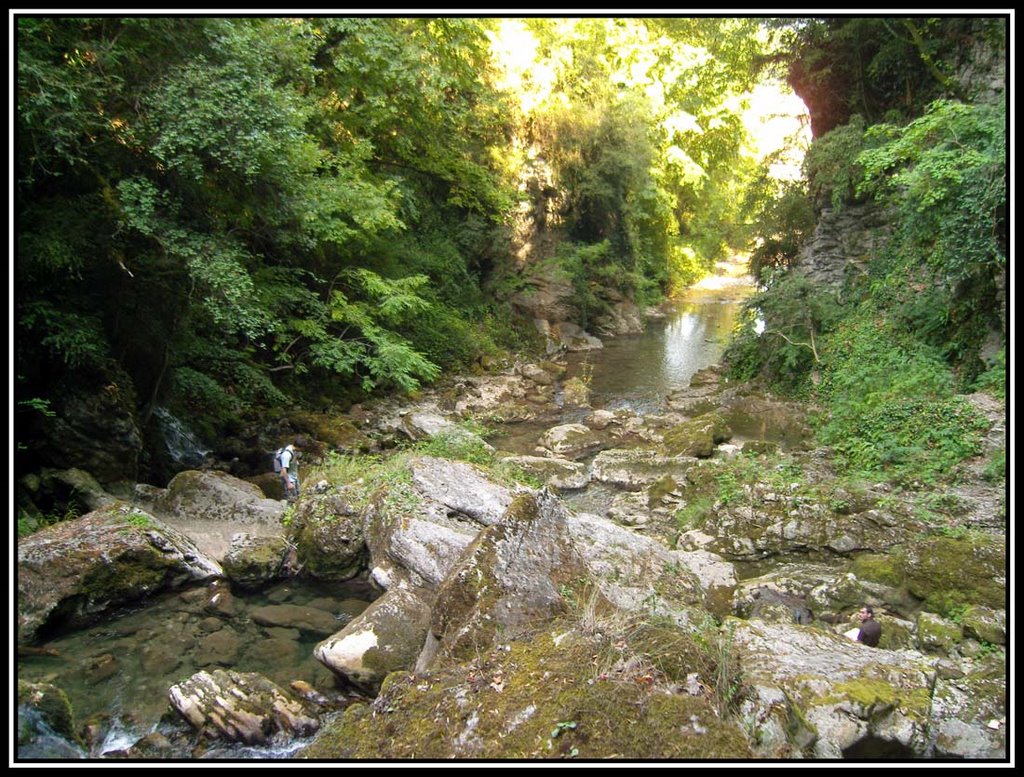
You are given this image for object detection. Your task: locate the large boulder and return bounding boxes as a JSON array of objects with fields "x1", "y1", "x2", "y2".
[
  {"x1": 497, "y1": 454, "x2": 590, "y2": 490},
  {"x1": 314, "y1": 586, "x2": 433, "y2": 694},
  {"x1": 429, "y1": 491, "x2": 589, "y2": 664},
  {"x1": 661, "y1": 412, "x2": 732, "y2": 458},
  {"x1": 589, "y1": 448, "x2": 698, "y2": 489},
  {"x1": 363, "y1": 457, "x2": 524, "y2": 590},
  {"x1": 694, "y1": 484, "x2": 923, "y2": 561},
  {"x1": 287, "y1": 492, "x2": 367, "y2": 582},
  {"x1": 168, "y1": 669, "x2": 318, "y2": 745},
  {"x1": 151, "y1": 470, "x2": 287, "y2": 560},
  {"x1": 895, "y1": 535, "x2": 1005, "y2": 614},
  {"x1": 928, "y1": 653, "x2": 1006, "y2": 759},
  {"x1": 155, "y1": 469, "x2": 285, "y2": 525},
  {"x1": 221, "y1": 534, "x2": 292, "y2": 590},
  {"x1": 17, "y1": 504, "x2": 221, "y2": 644},
  {"x1": 536, "y1": 423, "x2": 608, "y2": 460},
  {"x1": 731, "y1": 618, "x2": 938, "y2": 758}
]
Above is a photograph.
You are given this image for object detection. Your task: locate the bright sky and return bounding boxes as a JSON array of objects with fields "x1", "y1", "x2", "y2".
[{"x1": 741, "y1": 82, "x2": 812, "y2": 181}]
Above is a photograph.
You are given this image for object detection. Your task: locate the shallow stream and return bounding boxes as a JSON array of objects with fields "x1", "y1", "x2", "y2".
[{"x1": 18, "y1": 576, "x2": 380, "y2": 759}]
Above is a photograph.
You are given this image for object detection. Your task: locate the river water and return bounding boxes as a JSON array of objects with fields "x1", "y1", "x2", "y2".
[
  {"x1": 17, "y1": 576, "x2": 379, "y2": 760},
  {"x1": 488, "y1": 258, "x2": 757, "y2": 457},
  {"x1": 566, "y1": 260, "x2": 756, "y2": 414}
]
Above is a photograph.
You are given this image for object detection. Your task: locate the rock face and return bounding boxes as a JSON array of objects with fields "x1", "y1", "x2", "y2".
[
  {"x1": 731, "y1": 618, "x2": 939, "y2": 759},
  {"x1": 33, "y1": 372, "x2": 143, "y2": 487},
  {"x1": 168, "y1": 669, "x2": 318, "y2": 745},
  {"x1": 793, "y1": 202, "x2": 892, "y2": 289},
  {"x1": 363, "y1": 457, "x2": 525, "y2": 590},
  {"x1": 567, "y1": 511, "x2": 714, "y2": 626},
  {"x1": 17, "y1": 503, "x2": 221, "y2": 644}
]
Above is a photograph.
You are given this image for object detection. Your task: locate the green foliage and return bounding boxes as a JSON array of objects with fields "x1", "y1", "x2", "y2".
[
  {"x1": 816, "y1": 312, "x2": 989, "y2": 482},
  {"x1": 972, "y1": 347, "x2": 1005, "y2": 399},
  {"x1": 982, "y1": 448, "x2": 1005, "y2": 484},
  {"x1": 857, "y1": 100, "x2": 1006, "y2": 287},
  {"x1": 724, "y1": 273, "x2": 840, "y2": 393},
  {"x1": 742, "y1": 180, "x2": 816, "y2": 279},
  {"x1": 20, "y1": 302, "x2": 112, "y2": 371},
  {"x1": 17, "y1": 503, "x2": 82, "y2": 538},
  {"x1": 784, "y1": 17, "x2": 1004, "y2": 134},
  {"x1": 125, "y1": 512, "x2": 154, "y2": 529},
  {"x1": 18, "y1": 398, "x2": 57, "y2": 418}
]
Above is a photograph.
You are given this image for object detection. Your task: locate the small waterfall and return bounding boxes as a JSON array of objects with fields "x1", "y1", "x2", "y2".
[{"x1": 153, "y1": 406, "x2": 212, "y2": 468}]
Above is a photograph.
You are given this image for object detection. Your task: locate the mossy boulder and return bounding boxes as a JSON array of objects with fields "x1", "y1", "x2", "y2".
[
  {"x1": 916, "y1": 612, "x2": 963, "y2": 656},
  {"x1": 155, "y1": 470, "x2": 286, "y2": 527},
  {"x1": 289, "y1": 411, "x2": 371, "y2": 453},
  {"x1": 895, "y1": 534, "x2": 1005, "y2": 615},
  {"x1": 959, "y1": 606, "x2": 1005, "y2": 646},
  {"x1": 288, "y1": 493, "x2": 367, "y2": 582},
  {"x1": 730, "y1": 618, "x2": 937, "y2": 758},
  {"x1": 221, "y1": 534, "x2": 291, "y2": 590},
  {"x1": 18, "y1": 680, "x2": 83, "y2": 751},
  {"x1": 300, "y1": 628, "x2": 753, "y2": 759},
  {"x1": 662, "y1": 412, "x2": 732, "y2": 458},
  {"x1": 496, "y1": 454, "x2": 589, "y2": 490},
  {"x1": 929, "y1": 653, "x2": 1006, "y2": 759},
  {"x1": 17, "y1": 504, "x2": 221, "y2": 644}
]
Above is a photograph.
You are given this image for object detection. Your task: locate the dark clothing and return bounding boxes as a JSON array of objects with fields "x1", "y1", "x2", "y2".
[{"x1": 857, "y1": 619, "x2": 881, "y2": 647}]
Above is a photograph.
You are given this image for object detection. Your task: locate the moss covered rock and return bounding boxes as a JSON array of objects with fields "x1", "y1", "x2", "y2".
[
  {"x1": 17, "y1": 504, "x2": 221, "y2": 644},
  {"x1": 221, "y1": 534, "x2": 291, "y2": 590},
  {"x1": 18, "y1": 680, "x2": 82, "y2": 749},
  {"x1": 896, "y1": 535, "x2": 1005, "y2": 616},
  {"x1": 300, "y1": 628, "x2": 753, "y2": 760},
  {"x1": 730, "y1": 618, "x2": 937, "y2": 758},
  {"x1": 916, "y1": 612, "x2": 963, "y2": 657},
  {"x1": 662, "y1": 412, "x2": 732, "y2": 458},
  {"x1": 288, "y1": 493, "x2": 367, "y2": 582}
]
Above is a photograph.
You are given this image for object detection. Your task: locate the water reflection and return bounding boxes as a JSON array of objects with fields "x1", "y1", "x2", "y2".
[{"x1": 566, "y1": 271, "x2": 756, "y2": 414}]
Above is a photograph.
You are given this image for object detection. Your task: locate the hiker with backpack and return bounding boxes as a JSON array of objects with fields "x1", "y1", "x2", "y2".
[{"x1": 274, "y1": 442, "x2": 302, "y2": 501}]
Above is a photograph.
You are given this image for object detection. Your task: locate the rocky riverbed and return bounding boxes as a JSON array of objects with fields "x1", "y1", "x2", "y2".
[{"x1": 17, "y1": 350, "x2": 1007, "y2": 761}]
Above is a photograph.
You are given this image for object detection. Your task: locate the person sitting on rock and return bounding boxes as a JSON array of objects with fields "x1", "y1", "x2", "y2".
[{"x1": 854, "y1": 605, "x2": 881, "y2": 647}]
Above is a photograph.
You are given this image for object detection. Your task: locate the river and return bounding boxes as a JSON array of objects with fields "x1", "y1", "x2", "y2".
[{"x1": 566, "y1": 257, "x2": 757, "y2": 414}]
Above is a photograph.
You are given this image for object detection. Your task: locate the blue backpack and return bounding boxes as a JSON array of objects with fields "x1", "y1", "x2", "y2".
[{"x1": 272, "y1": 447, "x2": 286, "y2": 473}]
